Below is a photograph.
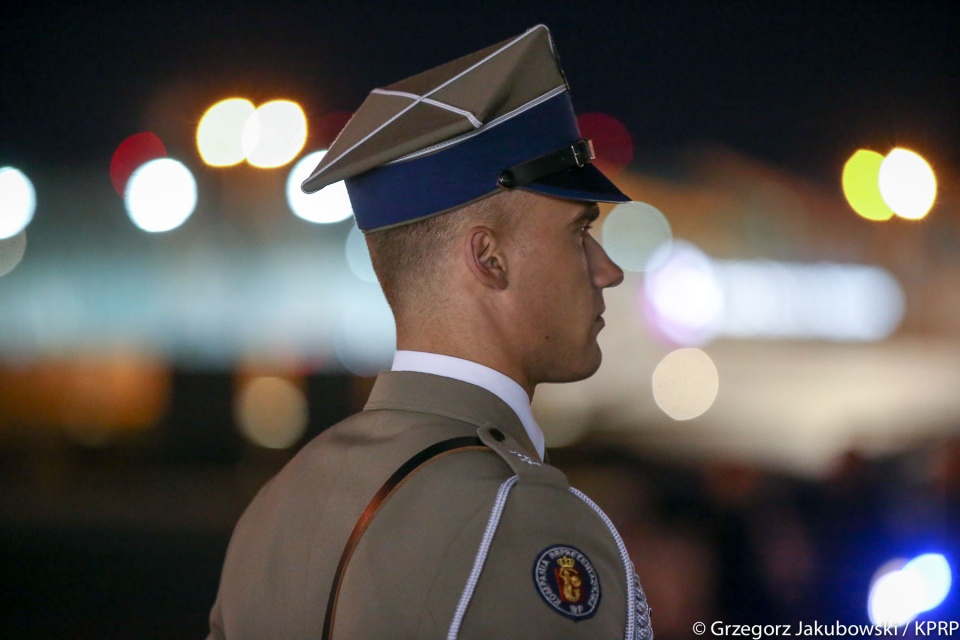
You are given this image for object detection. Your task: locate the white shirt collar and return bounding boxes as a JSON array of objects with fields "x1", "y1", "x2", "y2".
[{"x1": 390, "y1": 350, "x2": 545, "y2": 461}]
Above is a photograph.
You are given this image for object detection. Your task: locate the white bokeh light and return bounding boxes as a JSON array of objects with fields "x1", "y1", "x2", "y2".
[
  {"x1": 644, "y1": 241, "x2": 904, "y2": 345},
  {"x1": 286, "y1": 150, "x2": 354, "y2": 224},
  {"x1": 242, "y1": 100, "x2": 308, "y2": 169},
  {"x1": 334, "y1": 291, "x2": 396, "y2": 376},
  {"x1": 868, "y1": 569, "x2": 923, "y2": 627},
  {"x1": 868, "y1": 554, "x2": 952, "y2": 627},
  {"x1": 0, "y1": 167, "x2": 37, "y2": 239},
  {"x1": 651, "y1": 348, "x2": 720, "y2": 421},
  {"x1": 0, "y1": 230, "x2": 27, "y2": 277},
  {"x1": 601, "y1": 201, "x2": 672, "y2": 272},
  {"x1": 196, "y1": 98, "x2": 256, "y2": 167},
  {"x1": 644, "y1": 241, "x2": 723, "y2": 345},
  {"x1": 713, "y1": 261, "x2": 904, "y2": 341},
  {"x1": 878, "y1": 148, "x2": 937, "y2": 220},
  {"x1": 903, "y1": 554, "x2": 952, "y2": 614},
  {"x1": 124, "y1": 158, "x2": 198, "y2": 233},
  {"x1": 345, "y1": 225, "x2": 377, "y2": 283}
]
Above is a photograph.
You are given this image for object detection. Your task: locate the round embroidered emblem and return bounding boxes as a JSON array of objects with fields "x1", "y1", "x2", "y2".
[{"x1": 532, "y1": 544, "x2": 601, "y2": 621}]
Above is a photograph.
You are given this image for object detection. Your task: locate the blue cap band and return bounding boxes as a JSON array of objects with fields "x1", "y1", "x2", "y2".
[{"x1": 345, "y1": 92, "x2": 627, "y2": 231}]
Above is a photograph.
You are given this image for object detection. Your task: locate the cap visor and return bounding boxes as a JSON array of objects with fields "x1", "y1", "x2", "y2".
[{"x1": 523, "y1": 163, "x2": 630, "y2": 203}]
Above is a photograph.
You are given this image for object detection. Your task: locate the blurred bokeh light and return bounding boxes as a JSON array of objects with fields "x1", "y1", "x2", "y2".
[
  {"x1": 124, "y1": 158, "x2": 198, "y2": 233},
  {"x1": 0, "y1": 352, "x2": 171, "y2": 442},
  {"x1": 878, "y1": 148, "x2": 937, "y2": 220},
  {"x1": 0, "y1": 166, "x2": 37, "y2": 239},
  {"x1": 242, "y1": 100, "x2": 308, "y2": 169},
  {"x1": 197, "y1": 98, "x2": 256, "y2": 167},
  {"x1": 286, "y1": 150, "x2": 354, "y2": 224},
  {"x1": 843, "y1": 147, "x2": 937, "y2": 222},
  {"x1": 652, "y1": 347, "x2": 719, "y2": 420},
  {"x1": 110, "y1": 132, "x2": 167, "y2": 197},
  {"x1": 0, "y1": 230, "x2": 27, "y2": 278},
  {"x1": 345, "y1": 225, "x2": 377, "y2": 283},
  {"x1": 868, "y1": 553, "x2": 952, "y2": 627},
  {"x1": 234, "y1": 376, "x2": 309, "y2": 449},
  {"x1": 601, "y1": 201, "x2": 672, "y2": 272},
  {"x1": 644, "y1": 241, "x2": 723, "y2": 345},
  {"x1": 712, "y1": 261, "x2": 904, "y2": 341},
  {"x1": 842, "y1": 150, "x2": 895, "y2": 221},
  {"x1": 643, "y1": 239, "x2": 904, "y2": 345},
  {"x1": 334, "y1": 291, "x2": 396, "y2": 376},
  {"x1": 868, "y1": 567, "x2": 920, "y2": 628}
]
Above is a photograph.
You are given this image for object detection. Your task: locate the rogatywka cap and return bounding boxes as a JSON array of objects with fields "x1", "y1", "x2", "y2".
[{"x1": 301, "y1": 24, "x2": 631, "y2": 231}]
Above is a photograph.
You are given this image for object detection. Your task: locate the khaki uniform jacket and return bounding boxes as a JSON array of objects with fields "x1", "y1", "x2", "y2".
[{"x1": 208, "y1": 371, "x2": 653, "y2": 639}]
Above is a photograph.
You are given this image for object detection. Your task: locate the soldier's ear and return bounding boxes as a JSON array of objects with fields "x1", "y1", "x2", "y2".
[{"x1": 465, "y1": 225, "x2": 509, "y2": 290}]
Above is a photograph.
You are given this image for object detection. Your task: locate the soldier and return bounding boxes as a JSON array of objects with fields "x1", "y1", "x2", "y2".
[{"x1": 208, "y1": 24, "x2": 653, "y2": 639}]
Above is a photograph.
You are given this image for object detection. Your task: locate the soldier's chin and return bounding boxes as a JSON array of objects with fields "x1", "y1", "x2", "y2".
[{"x1": 546, "y1": 349, "x2": 603, "y2": 384}]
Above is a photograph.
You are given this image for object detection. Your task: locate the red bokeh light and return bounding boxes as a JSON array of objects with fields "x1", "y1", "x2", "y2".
[
  {"x1": 576, "y1": 112, "x2": 634, "y2": 177},
  {"x1": 110, "y1": 132, "x2": 167, "y2": 197}
]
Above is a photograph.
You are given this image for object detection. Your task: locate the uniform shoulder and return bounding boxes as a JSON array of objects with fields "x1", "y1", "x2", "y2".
[{"x1": 475, "y1": 424, "x2": 569, "y2": 488}]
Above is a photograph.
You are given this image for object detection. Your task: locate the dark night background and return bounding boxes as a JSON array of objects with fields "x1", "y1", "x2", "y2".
[{"x1": 3, "y1": 1, "x2": 958, "y2": 181}]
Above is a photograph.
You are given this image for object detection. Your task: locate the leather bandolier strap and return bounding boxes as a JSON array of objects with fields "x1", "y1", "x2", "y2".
[{"x1": 322, "y1": 436, "x2": 487, "y2": 639}]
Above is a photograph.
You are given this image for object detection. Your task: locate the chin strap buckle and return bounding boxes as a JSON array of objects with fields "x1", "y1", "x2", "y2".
[{"x1": 498, "y1": 139, "x2": 595, "y2": 189}]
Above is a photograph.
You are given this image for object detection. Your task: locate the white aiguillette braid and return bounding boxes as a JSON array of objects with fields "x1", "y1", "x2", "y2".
[
  {"x1": 569, "y1": 487, "x2": 653, "y2": 640},
  {"x1": 446, "y1": 475, "x2": 519, "y2": 640}
]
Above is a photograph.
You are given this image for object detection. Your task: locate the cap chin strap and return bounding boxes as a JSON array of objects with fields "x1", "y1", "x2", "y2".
[{"x1": 497, "y1": 138, "x2": 595, "y2": 189}]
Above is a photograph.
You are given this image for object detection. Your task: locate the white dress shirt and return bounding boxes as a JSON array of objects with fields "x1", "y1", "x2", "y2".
[{"x1": 390, "y1": 350, "x2": 545, "y2": 461}]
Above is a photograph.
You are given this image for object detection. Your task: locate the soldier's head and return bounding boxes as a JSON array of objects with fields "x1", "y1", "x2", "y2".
[{"x1": 301, "y1": 25, "x2": 629, "y2": 388}]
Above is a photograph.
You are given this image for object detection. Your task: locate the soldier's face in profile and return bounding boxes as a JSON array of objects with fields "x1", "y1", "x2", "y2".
[{"x1": 506, "y1": 193, "x2": 624, "y2": 385}]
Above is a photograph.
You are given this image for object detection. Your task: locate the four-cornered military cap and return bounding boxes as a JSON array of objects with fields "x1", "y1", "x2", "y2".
[{"x1": 301, "y1": 24, "x2": 631, "y2": 232}]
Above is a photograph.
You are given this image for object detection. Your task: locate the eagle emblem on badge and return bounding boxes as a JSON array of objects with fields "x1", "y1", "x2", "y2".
[{"x1": 533, "y1": 545, "x2": 601, "y2": 620}]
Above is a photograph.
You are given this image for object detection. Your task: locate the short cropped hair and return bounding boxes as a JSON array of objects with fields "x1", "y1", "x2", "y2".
[{"x1": 365, "y1": 189, "x2": 525, "y2": 317}]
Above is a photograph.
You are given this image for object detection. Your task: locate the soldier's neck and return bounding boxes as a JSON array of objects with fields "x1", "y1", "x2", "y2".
[{"x1": 396, "y1": 325, "x2": 536, "y2": 400}]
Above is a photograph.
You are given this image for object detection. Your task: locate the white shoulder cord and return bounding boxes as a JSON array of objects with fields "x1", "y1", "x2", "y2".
[
  {"x1": 569, "y1": 487, "x2": 638, "y2": 640},
  {"x1": 446, "y1": 475, "x2": 518, "y2": 640}
]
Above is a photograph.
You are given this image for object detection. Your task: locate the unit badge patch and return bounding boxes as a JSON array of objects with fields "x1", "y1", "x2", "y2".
[{"x1": 532, "y1": 544, "x2": 601, "y2": 620}]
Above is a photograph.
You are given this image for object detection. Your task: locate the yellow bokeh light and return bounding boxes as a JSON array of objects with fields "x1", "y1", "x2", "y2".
[
  {"x1": 842, "y1": 150, "x2": 895, "y2": 221},
  {"x1": 879, "y1": 148, "x2": 937, "y2": 220},
  {"x1": 235, "y1": 376, "x2": 309, "y2": 449},
  {"x1": 652, "y1": 348, "x2": 719, "y2": 421},
  {"x1": 197, "y1": 98, "x2": 256, "y2": 167},
  {"x1": 242, "y1": 100, "x2": 308, "y2": 169},
  {"x1": 0, "y1": 353, "x2": 171, "y2": 438}
]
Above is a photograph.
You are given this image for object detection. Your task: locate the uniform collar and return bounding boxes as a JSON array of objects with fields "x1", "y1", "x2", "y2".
[
  {"x1": 364, "y1": 367, "x2": 543, "y2": 462},
  {"x1": 389, "y1": 351, "x2": 544, "y2": 461}
]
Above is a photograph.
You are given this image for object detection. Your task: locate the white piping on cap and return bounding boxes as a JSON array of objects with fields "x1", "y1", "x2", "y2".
[
  {"x1": 371, "y1": 89, "x2": 483, "y2": 128},
  {"x1": 389, "y1": 83, "x2": 567, "y2": 164},
  {"x1": 313, "y1": 24, "x2": 550, "y2": 178}
]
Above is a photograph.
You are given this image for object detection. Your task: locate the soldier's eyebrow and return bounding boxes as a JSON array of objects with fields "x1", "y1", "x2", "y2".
[{"x1": 570, "y1": 204, "x2": 601, "y2": 227}]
